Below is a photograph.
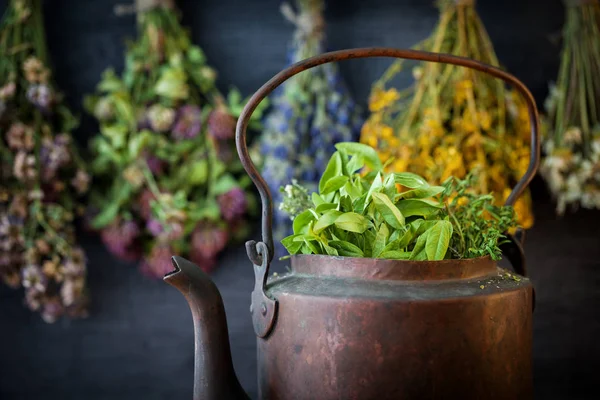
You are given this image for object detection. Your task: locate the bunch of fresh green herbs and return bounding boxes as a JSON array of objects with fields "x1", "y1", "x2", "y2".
[{"x1": 280, "y1": 142, "x2": 517, "y2": 261}]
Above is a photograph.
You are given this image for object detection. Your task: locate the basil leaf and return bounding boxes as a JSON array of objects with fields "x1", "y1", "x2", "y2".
[
  {"x1": 396, "y1": 199, "x2": 444, "y2": 218},
  {"x1": 372, "y1": 192, "x2": 405, "y2": 229},
  {"x1": 313, "y1": 210, "x2": 343, "y2": 234},
  {"x1": 339, "y1": 195, "x2": 353, "y2": 212},
  {"x1": 319, "y1": 151, "x2": 342, "y2": 193},
  {"x1": 329, "y1": 240, "x2": 364, "y2": 257},
  {"x1": 315, "y1": 203, "x2": 337, "y2": 213},
  {"x1": 323, "y1": 244, "x2": 339, "y2": 256},
  {"x1": 380, "y1": 250, "x2": 411, "y2": 260},
  {"x1": 425, "y1": 220, "x2": 453, "y2": 261},
  {"x1": 341, "y1": 180, "x2": 362, "y2": 200},
  {"x1": 372, "y1": 223, "x2": 389, "y2": 258},
  {"x1": 346, "y1": 155, "x2": 365, "y2": 175},
  {"x1": 394, "y1": 172, "x2": 430, "y2": 189},
  {"x1": 281, "y1": 234, "x2": 303, "y2": 254},
  {"x1": 334, "y1": 212, "x2": 372, "y2": 233},
  {"x1": 383, "y1": 173, "x2": 397, "y2": 199},
  {"x1": 335, "y1": 142, "x2": 383, "y2": 170},
  {"x1": 312, "y1": 192, "x2": 325, "y2": 207},
  {"x1": 409, "y1": 230, "x2": 430, "y2": 260},
  {"x1": 321, "y1": 176, "x2": 349, "y2": 195},
  {"x1": 293, "y1": 210, "x2": 316, "y2": 235},
  {"x1": 396, "y1": 186, "x2": 445, "y2": 200},
  {"x1": 365, "y1": 171, "x2": 383, "y2": 209}
]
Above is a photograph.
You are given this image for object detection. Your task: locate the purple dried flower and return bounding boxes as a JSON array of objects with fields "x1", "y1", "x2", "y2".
[
  {"x1": 5, "y1": 122, "x2": 34, "y2": 151},
  {"x1": 0, "y1": 82, "x2": 16, "y2": 99},
  {"x1": 172, "y1": 105, "x2": 202, "y2": 140},
  {"x1": 189, "y1": 248, "x2": 217, "y2": 273},
  {"x1": 39, "y1": 135, "x2": 72, "y2": 182},
  {"x1": 144, "y1": 151, "x2": 165, "y2": 175},
  {"x1": 22, "y1": 264, "x2": 47, "y2": 292},
  {"x1": 26, "y1": 84, "x2": 54, "y2": 111},
  {"x1": 207, "y1": 108, "x2": 236, "y2": 140},
  {"x1": 63, "y1": 247, "x2": 86, "y2": 278},
  {"x1": 191, "y1": 222, "x2": 228, "y2": 259},
  {"x1": 139, "y1": 243, "x2": 173, "y2": 279},
  {"x1": 9, "y1": 194, "x2": 29, "y2": 219},
  {"x1": 146, "y1": 218, "x2": 164, "y2": 237},
  {"x1": 71, "y1": 169, "x2": 90, "y2": 194},
  {"x1": 41, "y1": 297, "x2": 64, "y2": 323},
  {"x1": 147, "y1": 104, "x2": 176, "y2": 132},
  {"x1": 13, "y1": 151, "x2": 37, "y2": 181},
  {"x1": 25, "y1": 287, "x2": 43, "y2": 311},
  {"x1": 100, "y1": 219, "x2": 142, "y2": 262},
  {"x1": 137, "y1": 189, "x2": 157, "y2": 220},
  {"x1": 218, "y1": 187, "x2": 247, "y2": 222},
  {"x1": 60, "y1": 277, "x2": 85, "y2": 307}
]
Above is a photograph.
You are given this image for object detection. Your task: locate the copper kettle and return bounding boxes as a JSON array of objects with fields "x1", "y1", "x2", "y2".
[{"x1": 164, "y1": 48, "x2": 539, "y2": 400}]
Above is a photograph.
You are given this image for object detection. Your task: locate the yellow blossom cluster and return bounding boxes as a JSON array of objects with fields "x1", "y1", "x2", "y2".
[{"x1": 360, "y1": 0, "x2": 534, "y2": 228}]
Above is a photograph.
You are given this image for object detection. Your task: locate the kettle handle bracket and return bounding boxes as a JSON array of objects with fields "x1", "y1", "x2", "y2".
[{"x1": 248, "y1": 240, "x2": 278, "y2": 338}]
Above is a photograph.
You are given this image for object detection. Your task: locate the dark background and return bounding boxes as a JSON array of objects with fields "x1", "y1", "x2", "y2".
[{"x1": 1, "y1": 0, "x2": 599, "y2": 399}]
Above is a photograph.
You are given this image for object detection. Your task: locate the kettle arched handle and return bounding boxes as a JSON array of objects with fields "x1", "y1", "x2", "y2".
[{"x1": 235, "y1": 47, "x2": 541, "y2": 267}]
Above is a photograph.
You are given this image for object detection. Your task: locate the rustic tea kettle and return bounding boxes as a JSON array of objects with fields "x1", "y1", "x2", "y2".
[{"x1": 164, "y1": 48, "x2": 539, "y2": 400}]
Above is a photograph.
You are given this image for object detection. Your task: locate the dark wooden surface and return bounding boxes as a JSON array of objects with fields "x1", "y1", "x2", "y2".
[{"x1": 1, "y1": 0, "x2": 599, "y2": 399}]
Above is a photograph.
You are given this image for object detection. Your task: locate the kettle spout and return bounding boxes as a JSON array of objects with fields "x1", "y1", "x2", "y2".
[{"x1": 164, "y1": 256, "x2": 249, "y2": 400}]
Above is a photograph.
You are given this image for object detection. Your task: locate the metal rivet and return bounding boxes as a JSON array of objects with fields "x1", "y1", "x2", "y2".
[{"x1": 261, "y1": 302, "x2": 267, "y2": 316}]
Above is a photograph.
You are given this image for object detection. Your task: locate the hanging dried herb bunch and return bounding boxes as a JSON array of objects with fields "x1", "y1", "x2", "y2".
[
  {"x1": 253, "y1": 0, "x2": 364, "y2": 256},
  {"x1": 541, "y1": 0, "x2": 600, "y2": 213},
  {"x1": 87, "y1": 1, "x2": 265, "y2": 277},
  {"x1": 360, "y1": 0, "x2": 534, "y2": 229},
  {"x1": 0, "y1": 0, "x2": 90, "y2": 322}
]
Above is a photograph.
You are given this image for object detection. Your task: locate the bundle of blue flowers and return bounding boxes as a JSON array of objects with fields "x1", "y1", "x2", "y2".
[{"x1": 254, "y1": 0, "x2": 364, "y2": 256}]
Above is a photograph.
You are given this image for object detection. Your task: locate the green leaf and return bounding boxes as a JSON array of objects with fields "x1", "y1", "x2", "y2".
[
  {"x1": 341, "y1": 180, "x2": 362, "y2": 200},
  {"x1": 101, "y1": 124, "x2": 128, "y2": 149},
  {"x1": 293, "y1": 210, "x2": 316, "y2": 235},
  {"x1": 425, "y1": 220, "x2": 453, "y2": 261},
  {"x1": 409, "y1": 230, "x2": 430, "y2": 261},
  {"x1": 335, "y1": 142, "x2": 383, "y2": 170},
  {"x1": 91, "y1": 183, "x2": 133, "y2": 228},
  {"x1": 315, "y1": 203, "x2": 337, "y2": 213},
  {"x1": 380, "y1": 251, "x2": 411, "y2": 260},
  {"x1": 312, "y1": 192, "x2": 325, "y2": 207},
  {"x1": 365, "y1": 171, "x2": 383, "y2": 209},
  {"x1": 321, "y1": 176, "x2": 349, "y2": 195},
  {"x1": 128, "y1": 130, "x2": 154, "y2": 158},
  {"x1": 323, "y1": 244, "x2": 339, "y2": 256},
  {"x1": 396, "y1": 199, "x2": 444, "y2": 218},
  {"x1": 188, "y1": 160, "x2": 208, "y2": 185},
  {"x1": 334, "y1": 212, "x2": 372, "y2": 233},
  {"x1": 212, "y1": 174, "x2": 238, "y2": 195},
  {"x1": 339, "y1": 195, "x2": 353, "y2": 212},
  {"x1": 319, "y1": 152, "x2": 342, "y2": 193},
  {"x1": 346, "y1": 155, "x2": 365, "y2": 175},
  {"x1": 383, "y1": 173, "x2": 397, "y2": 198},
  {"x1": 372, "y1": 223, "x2": 389, "y2": 258},
  {"x1": 371, "y1": 192, "x2": 405, "y2": 229},
  {"x1": 282, "y1": 234, "x2": 303, "y2": 254},
  {"x1": 313, "y1": 210, "x2": 342, "y2": 233},
  {"x1": 396, "y1": 186, "x2": 445, "y2": 200},
  {"x1": 98, "y1": 69, "x2": 123, "y2": 92},
  {"x1": 328, "y1": 240, "x2": 364, "y2": 257},
  {"x1": 394, "y1": 172, "x2": 430, "y2": 189},
  {"x1": 155, "y1": 67, "x2": 189, "y2": 100}
]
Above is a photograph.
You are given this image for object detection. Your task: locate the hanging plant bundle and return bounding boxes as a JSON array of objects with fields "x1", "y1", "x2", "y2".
[
  {"x1": 253, "y1": 0, "x2": 364, "y2": 256},
  {"x1": 360, "y1": 0, "x2": 534, "y2": 229},
  {"x1": 87, "y1": 1, "x2": 265, "y2": 277},
  {"x1": 0, "y1": 0, "x2": 90, "y2": 322},
  {"x1": 541, "y1": 0, "x2": 600, "y2": 214}
]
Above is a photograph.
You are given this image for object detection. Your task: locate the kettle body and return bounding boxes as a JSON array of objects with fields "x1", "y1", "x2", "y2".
[{"x1": 257, "y1": 255, "x2": 532, "y2": 399}]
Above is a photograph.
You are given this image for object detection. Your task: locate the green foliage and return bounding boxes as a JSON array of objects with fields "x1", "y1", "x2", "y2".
[{"x1": 280, "y1": 143, "x2": 517, "y2": 261}]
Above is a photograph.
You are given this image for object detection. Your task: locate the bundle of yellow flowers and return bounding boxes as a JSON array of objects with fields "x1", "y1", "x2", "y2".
[{"x1": 360, "y1": 0, "x2": 534, "y2": 228}]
